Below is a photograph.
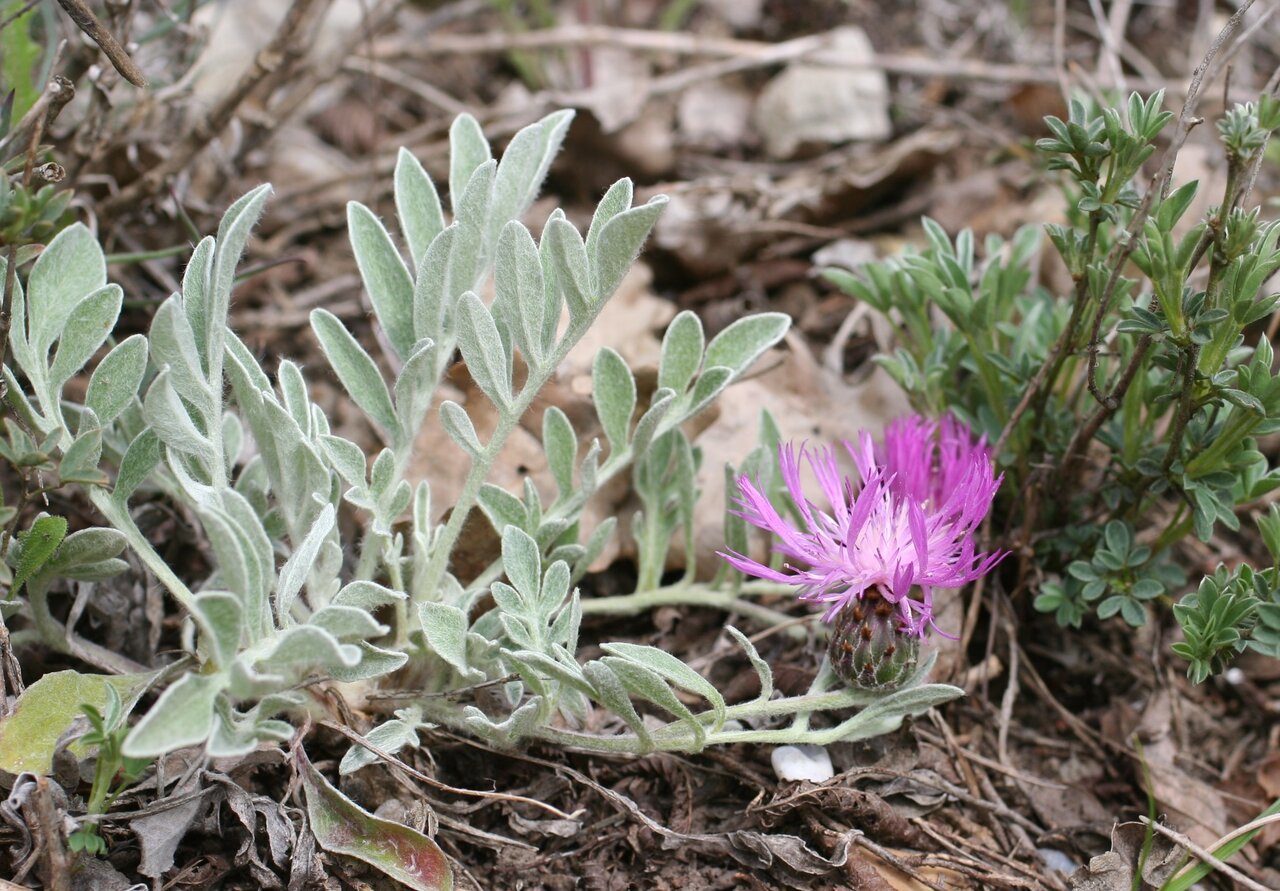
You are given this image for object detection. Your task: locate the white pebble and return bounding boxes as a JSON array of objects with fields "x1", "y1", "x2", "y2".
[{"x1": 771, "y1": 744, "x2": 835, "y2": 783}]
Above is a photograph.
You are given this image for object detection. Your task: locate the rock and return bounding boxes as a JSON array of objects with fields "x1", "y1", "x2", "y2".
[
  {"x1": 771, "y1": 743, "x2": 835, "y2": 783},
  {"x1": 754, "y1": 27, "x2": 890, "y2": 158}
]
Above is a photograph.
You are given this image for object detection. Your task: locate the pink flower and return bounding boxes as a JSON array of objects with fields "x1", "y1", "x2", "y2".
[{"x1": 720, "y1": 415, "x2": 1005, "y2": 637}]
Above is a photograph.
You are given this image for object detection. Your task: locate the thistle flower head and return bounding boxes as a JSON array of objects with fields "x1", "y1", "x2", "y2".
[{"x1": 720, "y1": 414, "x2": 1005, "y2": 638}]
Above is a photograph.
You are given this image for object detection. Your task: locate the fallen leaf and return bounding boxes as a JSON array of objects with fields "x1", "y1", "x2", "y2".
[{"x1": 297, "y1": 745, "x2": 453, "y2": 891}]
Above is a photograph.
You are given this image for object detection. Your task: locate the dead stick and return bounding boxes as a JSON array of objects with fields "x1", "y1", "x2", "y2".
[
  {"x1": 54, "y1": 0, "x2": 147, "y2": 87},
  {"x1": 1139, "y1": 817, "x2": 1271, "y2": 891},
  {"x1": 406, "y1": 24, "x2": 1180, "y2": 91},
  {"x1": 101, "y1": 0, "x2": 323, "y2": 214}
]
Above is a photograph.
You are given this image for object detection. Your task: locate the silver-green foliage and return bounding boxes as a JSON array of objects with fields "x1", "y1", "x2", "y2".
[{"x1": 2, "y1": 110, "x2": 954, "y2": 766}]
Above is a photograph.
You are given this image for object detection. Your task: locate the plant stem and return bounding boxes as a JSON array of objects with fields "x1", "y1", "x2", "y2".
[{"x1": 578, "y1": 580, "x2": 799, "y2": 629}]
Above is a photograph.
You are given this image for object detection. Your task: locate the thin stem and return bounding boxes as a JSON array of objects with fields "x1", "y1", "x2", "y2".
[{"x1": 579, "y1": 580, "x2": 800, "y2": 629}]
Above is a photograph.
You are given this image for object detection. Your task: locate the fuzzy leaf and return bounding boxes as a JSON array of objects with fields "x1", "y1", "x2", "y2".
[
  {"x1": 591, "y1": 195, "x2": 667, "y2": 300},
  {"x1": 349, "y1": 202, "x2": 416, "y2": 360},
  {"x1": 395, "y1": 149, "x2": 445, "y2": 271},
  {"x1": 420, "y1": 601, "x2": 484, "y2": 681},
  {"x1": 542, "y1": 406, "x2": 576, "y2": 497},
  {"x1": 659, "y1": 311, "x2": 704, "y2": 393},
  {"x1": 592, "y1": 348, "x2": 636, "y2": 453},
  {"x1": 599, "y1": 642, "x2": 725, "y2": 730},
  {"x1": 703, "y1": 313, "x2": 790, "y2": 378},
  {"x1": 26, "y1": 223, "x2": 107, "y2": 354},
  {"x1": 86, "y1": 334, "x2": 148, "y2": 424},
  {"x1": 123, "y1": 673, "x2": 226, "y2": 758},
  {"x1": 48, "y1": 285, "x2": 123, "y2": 390},
  {"x1": 448, "y1": 114, "x2": 491, "y2": 215},
  {"x1": 454, "y1": 292, "x2": 511, "y2": 409},
  {"x1": 440, "y1": 400, "x2": 482, "y2": 457},
  {"x1": 311, "y1": 308, "x2": 398, "y2": 438}
]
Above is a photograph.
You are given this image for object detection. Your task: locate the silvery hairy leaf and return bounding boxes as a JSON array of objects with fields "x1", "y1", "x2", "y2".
[
  {"x1": 585, "y1": 178, "x2": 634, "y2": 261},
  {"x1": 487, "y1": 109, "x2": 573, "y2": 252},
  {"x1": 598, "y1": 641, "x2": 725, "y2": 731},
  {"x1": 544, "y1": 217, "x2": 592, "y2": 321},
  {"x1": 599, "y1": 656, "x2": 704, "y2": 748},
  {"x1": 276, "y1": 503, "x2": 336, "y2": 626},
  {"x1": 592, "y1": 347, "x2": 636, "y2": 455},
  {"x1": 448, "y1": 113, "x2": 492, "y2": 214},
  {"x1": 502, "y1": 526, "x2": 541, "y2": 605},
  {"x1": 494, "y1": 221, "x2": 546, "y2": 366},
  {"x1": 725, "y1": 625, "x2": 773, "y2": 702},
  {"x1": 349, "y1": 201, "x2": 416, "y2": 361},
  {"x1": 85, "y1": 334, "x2": 148, "y2": 425},
  {"x1": 47, "y1": 285, "x2": 123, "y2": 392},
  {"x1": 478, "y1": 483, "x2": 528, "y2": 535},
  {"x1": 703, "y1": 312, "x2": 791, "y2": 378},
  {"x1": 192, "y1": 591, "x2": 244, "y2": 669},
  {"x1": 440, "y1": 399, "x2": 482, "y2": 457},
  {"x1": 142, "y1": 371, "x2": 214, "y2": 468},
  {"x1": 420, "y1": 600, "x2": 486, "y2": 682},
  {"x1": 181, "y1": 236, "x2": 215, "y2": 369},
  {"x1": 340, "y1": 706, "x2": 425, "y2": 775},
  {"x1": 590, "y1": 195, "x2": 669, "y2": 301},
  {"x1": 149, "y1": 296, "x2": 213, "y2": 415},
  {"x1": 394, "y1": 149, "x2": 444, "y2": 271},
  {"x1": 582, "y1": 661, "x2": 651, "y2": 749},
  {"x1": 541, "y1": 406, "x2": 577, "y2": 498},
  {"x1": 454, "y1": 292, "x2": 511, "y2": 409},
  {"x1": 658, "y1": 311, "x2": 705, "y2": 394},
  {"x1": 209, "y1": 185, "x2": 272, "y2": 352},
  {"x1": 124, "y1": 672, "x2": 225, "y2": 758},
  {"x1": 25, "y1": 223, "x2": 107, "y2": 356},
  {"x1": 311, "y1": 308, "x2": 399, "y2": 440}
]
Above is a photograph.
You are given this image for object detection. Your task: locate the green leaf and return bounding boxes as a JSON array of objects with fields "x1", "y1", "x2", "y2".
[
  {"x1": 725, "y1": 625, "x2": 772, "y2": 702},
  {"x1": 592, "y1": 347, "x2": 636, "y2": 454},
  {"x1": 340, "y1": 709, "x2": 424, "y2": 775},
  {"x1": 48, "y1": 285, "x2": 124, "y2": 390},
  {"x1": 311, "y1": 308, "x2": 399, "y2": 439},
  {"x1": 27, "y1": 223, "x2": 107, "y2": 354},
  {"x1": 494, "y1": 221, "x2": 546, "y2": 366},
  {"x1": 591, "y1": 195, "x2": 668, "y2": 300},
  {"x1": 349, "y1": 201, "x2": 416, "y2": 360},
  {"x1": 299, "y1": 746, "x2": 453, "y2": 891},
  {"x1": 599, "y1": 642, "x2": 725, "y2": 730},
  {"x1": 0, "y1": 670, "x2": 151, "y2": 774},
  {"x1": 448, "y1": 114, "x2": 492, "y2": 216},
  {"x1": 600, "y1": 656, "x2": 704, "y2": 747},
  {"x1": 488, "y1": 110, "x2": 574, "y2": 250},
  {"x1": 43, "y1": 527, "x2": 125, "y2": 576},
  {"x1": 440, "y1": 400, "x2": 482, "y2": 457},
  {"x1": 123, "y1": 672, "x2": 226, "y2": 758},
  {"x1": 419, "y1": 601, "x2": 484, "y2": 681},
  {"x1": 502, "y1": 526, "x2": 542, "y2": 603},
  {"x1": 86, "y1": 334, "x2": 148, "y2": 424},
  {"x1": 276, "y1": 503, "x2": 336, "y2": 626},
  {"x1": 149, "y1": 296, "x2": 212, "y2": 411},
  {"x1": 11, "y1": 515, "x2": 67, "y2": 596},
  {"x1": 191, "y1": 591, "x2": 244, "y2": 669},
  {"x1": 454, "y1": 292, "x2": 511, "y2": 409},
  {"x1": 210, "y1": 185, "x2": 272, "y2": 348},
  {"x1": 143, "y1": 370, "x2": 214, "y2": 466},
  {"x1": 394, "y1": 148, "x2": 445, "y2": 271},
  {"x1": 114, "y1": 428, "x2": 162, "y2": 504},
  {"x1": 659, "y1": 311, "x2": 704, "y2": 393},
  {"x1": 582, "y1": 661, "x2": 652, "y2": 750},
  {"x1": 544, "y1": 218, "x2": 592, "y2": 321},
  {"x1": 703, "y1": 313, "x2": 790, "y2": 378},
  {"x1": 542, "y1": 406, "x2": 576, "y2": 497}
]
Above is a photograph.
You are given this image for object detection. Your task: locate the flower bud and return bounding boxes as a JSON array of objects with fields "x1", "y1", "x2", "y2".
[{"x1": 827, "y1": 590, "x2": 920, "y2": 690}]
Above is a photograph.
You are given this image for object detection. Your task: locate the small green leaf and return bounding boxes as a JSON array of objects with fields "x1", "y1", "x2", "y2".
[
  {"x1": 542, "y1": 406, "x2": 577, "y2": 497},
  {"x1": 419, "y1": 601, "x2": 483, "y2": 681},
  {"x1": 591, "y1": 195, "x2": 668, "y2": 300},
  {"x1": 11, "y1": 515, "x2": 67, "y2": 596},
  {"x1": 49, "y1": 285, "x2": 124, "y2": 390},
  {"x1": 123, "y1": 673, "x2": 226, "y2": 758},
  {"x1": 448, "y1": 114, "x2": 492, "y2": 216}
]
